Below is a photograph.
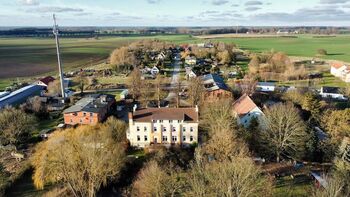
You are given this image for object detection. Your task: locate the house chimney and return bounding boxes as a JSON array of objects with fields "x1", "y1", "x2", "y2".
[
  {"x1": 128, "y1": 112, "x2": 133, "y2": 125},
  {"x1": 133, "y1": 104, "x2": 137, "y2": 112}
]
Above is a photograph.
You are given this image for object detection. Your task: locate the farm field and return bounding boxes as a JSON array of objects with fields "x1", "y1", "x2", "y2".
[
  {"x1": 1, "y1": 34, "x2": 350, "y2": 90},
  {"x1": 0, "y1": 35, "x2": 195, "y2": 78},
  {"x1": 212, "y1": 35, "x2": 350, "y2": 62}
]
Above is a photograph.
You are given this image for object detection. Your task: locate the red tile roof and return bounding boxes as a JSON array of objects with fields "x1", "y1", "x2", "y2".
[
  {"x1": 232, "y1": 94, "x2": 258, "y2": 117},
  {"x1": 132, "y1": 108, "x2": 198, "y2": 123},
  {"x1": 332, "y1": 63, "x2": 346, "y2": 69},
  {"x1": 39, "y1": 76, "x2": 55, "y2": 86}
]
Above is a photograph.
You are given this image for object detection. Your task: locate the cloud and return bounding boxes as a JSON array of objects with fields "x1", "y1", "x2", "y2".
[
  {"x1": 18, "y1": 0, "x2": 39, "y2": 6},
  {"x1": 28, "y1": 6, "x2": 84, "y2": 13},
  {"x1": 147, "y1": 0, "x2": 161, "y2": 4},
  {"x1": 251, "y1": 7, "x2": 350, "y2": 23},
  {"x1": 245, "y1": 1, "x2": 263, "y2": 6},
  {"x1": 245, "y1": 6, "x2": 262, "y2": 11},
  {"x1": 211, "y1": 0, "x2": 229, "y2": 6},
  {"x1": 320, "y1": 0, "x2": 350, "y2": 4}
]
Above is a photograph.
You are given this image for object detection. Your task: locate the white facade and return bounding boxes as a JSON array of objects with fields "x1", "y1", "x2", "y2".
[
  {"x1": 185, "y1": 57, "x2": 197, "y2": 65},
  {"x1": 151, "y1": 66, "x2": 160, "y2": 75},
  {"x1": 320, "y1": 87, "x2": 347, "y2": 100},
  {"x1": 127, "y1": 119, "x2": 198, "y2": 148},
  {"x1": 237, "y1": 107, "x2": 264, "y2": 127},
  {"x1": 331, "y1": 64, "x2": 350, "y2": 83},
  {"x1": 320, "y1": 92, "x2": 347, "y2": 100},
  {"x1": 256, "y1": 83, "x2": 276, "y2": 92}
]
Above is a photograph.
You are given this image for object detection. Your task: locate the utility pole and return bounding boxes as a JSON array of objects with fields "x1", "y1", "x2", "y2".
[{"x1": 53, "y1": 14, "x2": 66, "y2": 101}]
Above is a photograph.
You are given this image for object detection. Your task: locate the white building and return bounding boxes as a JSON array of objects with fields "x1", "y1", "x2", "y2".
[
  {"x1": 35, "y1": 76, "x2": 55, "y2": 87},
  {"x1": 319, "y1": 86, "x2": 347, "y2": 100},
  {"x1": 232, "y1": 94, "x2": 264, "y2": 127},
  {"x1": 256, "y1": 82, "x2": 276, "y2": 92},
  {"x1": 185, "y1": 56, "x2": 197, "y2": 65},
  {"x1": 151, "y1": 66, "x2": 160, "y2": 76},
  {"x1": 330, "y1": 63, "x2": 350, "y2": 83},
  {"x1": 156, "y1": 52, "x2": 166, "y2": 60},
  {"x1": 127, "y1": 107, "x2": 199, "y2": 148},
  {"x1": 185, "y1": 67, "x2": 197, "y2": 79}
]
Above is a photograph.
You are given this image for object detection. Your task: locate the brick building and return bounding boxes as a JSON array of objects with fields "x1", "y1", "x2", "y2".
[
  {"x1": 63, "y1": 94, "x2": 115, "y2": 125},
  {"x1": 202, "y1": 74, "x2": 232, "y2": 101}
]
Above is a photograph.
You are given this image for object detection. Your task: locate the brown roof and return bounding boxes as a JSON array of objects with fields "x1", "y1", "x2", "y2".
[
  {"x1": 39, "y1": 76, "x2": 55, "y2": 86},
  {"x1": 132, "y1": 108, "x2": 198, "y2": 122},
  {"x1": 332, "y1": 63, "x2": 346, "y2": 69},
  {"x1": 232, "y1": 94, "x2": 258, "y2": 117}
]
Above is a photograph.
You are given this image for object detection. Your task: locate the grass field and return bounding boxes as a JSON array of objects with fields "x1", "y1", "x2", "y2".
[{"x1": 211, "y1": 35, "x2": 350, "y2": 62}]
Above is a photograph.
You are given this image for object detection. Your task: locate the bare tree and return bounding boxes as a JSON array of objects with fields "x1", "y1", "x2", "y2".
[
  {"x1": 203, "y1": 128, "x2": 249, "y2": 161},
  {"x1": 239, "y1": 75, "x2": 257, "y2": 96},
  {"x1": 132, "y1": 160, "x2": 184, "y2": 197},
  {"x1": 201, "y1": 98, "x2": 236, "y2": 134},
  {"x1": 47, "y1": 80, "x2": 62, "y2": 96},
  {"x1": 32, "y1": 123, "x2": 126, "y2": 197},
  {"x1": 260, "y1": 103, "x2": 309, "y2": 162},
  {"x1": 186, "y1": 156, "x2": 272, "y2": 197},
  {"x1": 188, "y1": 77, "x2": 204, "y2": 107},
  {"x1": 312, "y1": 175, "x2": 345, "y2": 197},
  {"x1": 155, "y1": 75, "x2": 168, "y2": 107},
  {"x1": 128, "y1": 68, "x2": 142, "y2": 101},
  {"x1": 174, "y1": 81, "x2": 183, "y2": 108},
  {"x1": 23, "y1": 96, "x2": 47, "y2": 115},
  {"x1": 0, "y1": 106, "x2": 36, "y2": 146}
]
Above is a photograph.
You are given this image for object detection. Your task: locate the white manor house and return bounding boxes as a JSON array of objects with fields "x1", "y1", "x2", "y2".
[{"x1": 127, "y1": 107, "x2": 199, "y2": 148}]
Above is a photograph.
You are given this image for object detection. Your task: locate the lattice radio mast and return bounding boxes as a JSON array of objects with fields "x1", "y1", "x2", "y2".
[{"x1": 53, "y1": 14, "x2": 66, "y2": 100}]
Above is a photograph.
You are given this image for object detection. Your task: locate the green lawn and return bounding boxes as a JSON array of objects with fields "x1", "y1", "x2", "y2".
[
  {"x1": 213, "y1": 35, "x2": 350, "y2": 62},
  {"x1": 273, "y1": 175, "x2": 313, "y2": 197},
  {"x1": 279, "y1": 72, "x2": 348, "y2": 88}
]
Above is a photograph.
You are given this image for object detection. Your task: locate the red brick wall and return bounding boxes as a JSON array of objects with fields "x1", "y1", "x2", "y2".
[{"x1": 204, "y1": 89, "x2": 232, "y2": 102}]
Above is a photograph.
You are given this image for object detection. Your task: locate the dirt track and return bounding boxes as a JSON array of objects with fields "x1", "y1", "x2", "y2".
[{"x1": 195, "y1": 33, "x2": 288, "y2": 39}]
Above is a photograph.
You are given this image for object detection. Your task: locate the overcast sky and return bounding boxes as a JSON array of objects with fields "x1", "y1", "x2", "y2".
[{"x1": 1, "y1": 0, "x2": 350, "y2": 26}]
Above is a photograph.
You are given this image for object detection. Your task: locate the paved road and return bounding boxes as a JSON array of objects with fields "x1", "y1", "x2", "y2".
[{"x1": 165, "y1": 53, "x2": 181, "y2": 101}]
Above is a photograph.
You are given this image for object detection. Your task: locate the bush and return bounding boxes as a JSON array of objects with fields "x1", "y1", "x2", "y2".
[{"x1": 317, "y1": 49, "x2": 327, "y2": 55}]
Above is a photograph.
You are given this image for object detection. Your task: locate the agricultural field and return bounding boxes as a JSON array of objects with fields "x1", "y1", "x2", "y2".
[
  {"x1": 0, "y1": 35, "x2": 195, "y2": 78},
  {"x1": 1, "y1": 34, "x2": 350, "y2": 90},
  {"x1": 212, "y1": 35, "x2": 350, "y2": 62}
]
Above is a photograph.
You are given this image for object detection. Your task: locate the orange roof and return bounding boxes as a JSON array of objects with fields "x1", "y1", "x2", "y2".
[
  {"x1": 332, "y1": 63, "x2": 345, "y2": 69},
  {"x1": 232, "y1": 94, "x2": 258, "y2": 117}
]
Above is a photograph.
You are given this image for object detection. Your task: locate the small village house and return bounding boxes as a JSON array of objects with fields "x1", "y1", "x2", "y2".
[
  {"x1": 63, "y1": 94, "x2": 115, "y2": 125},
  {"x1": 319, "y1": 86, "x2": 347, "y2": 100},
  {"x1": 127, "y1": 107, "x2": 199, "y2": 148},
  {"x1": 256, "y1": 82, "x2": 276, "y2": 92},
  {"x1": 330, "y1": 62, "x2": 350, "y2": 83},
  {"x1": 201, "y1": 74, "x2": 232, "y2": 101},
  {"x1": 232, "y1": 94, "x2": 264, "y2": 127},
  {"x1": 185, "y1": 56, "x2": 197, "y2": 65},
  {"x1": 185, "y1": 67, "x2": 197, "y2": 79},
  {"x1": 35, "y1": 76, "x2": 55, "y2": 88},
  {"x1": 151, "y1": 66, "x2": 160, "y2": 76}
]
